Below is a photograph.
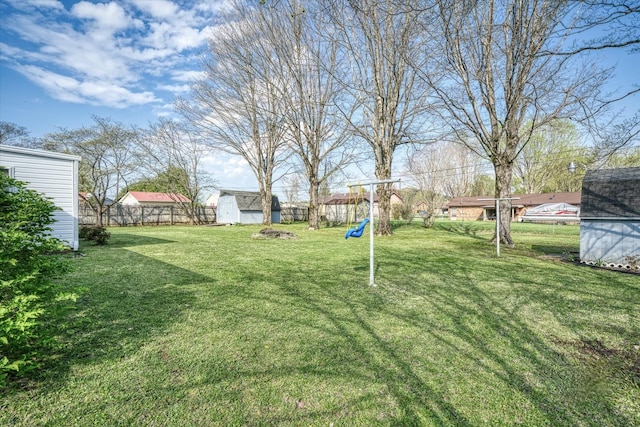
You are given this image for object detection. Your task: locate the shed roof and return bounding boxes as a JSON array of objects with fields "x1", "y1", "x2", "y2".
[
  {"x1": 125, "y1": 191, "x2": 191, "y2": 203},
  {"x1": 0, "y1": 144, "x2": 81, "y2": 161},
  {"x1": 219, "y1": 190, "x2": 280, "y2": 211},
  {"x1": 580, "y1": 167, "x2": 640, "y2": 218},
  {"x1": 319, "y1": 190, "x2": 403, "y2": 205}
]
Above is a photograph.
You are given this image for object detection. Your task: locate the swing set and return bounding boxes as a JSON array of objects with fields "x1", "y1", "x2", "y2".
[
  {"x1": 344, "y1": 185, "x2": 369, "y2": 239},
  {"x1": 343, "y1": 178, "x2": 400, "y2": 286}
]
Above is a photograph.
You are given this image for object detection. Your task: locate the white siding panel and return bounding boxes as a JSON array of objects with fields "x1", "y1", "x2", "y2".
[
  {"x1": 240, "y1": 211, "x2": 263, "y2": 224},
  {"x1": 217, "y1": 194, "x2": 239, "y2": 224},
  {"x1": 1, "y1": 146, "x2": 80, "y2": 250},
  {"x1": 581, "y1": 220, "x2": 640, "y2": 266}
]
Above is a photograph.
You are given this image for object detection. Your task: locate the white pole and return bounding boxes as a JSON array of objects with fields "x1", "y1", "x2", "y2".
[
  {"x1": 369, "y1": 182, "x2": 375, "y2": 286},
  {"x1": 495, "y1": 199, "x2": 500, "y2": 257},
  {"x1": 478, "y1": 197, "x2": 519, "y2": 257},
  {"x1": 347, "y1": 178, "x2": 400, "y2": 287}
]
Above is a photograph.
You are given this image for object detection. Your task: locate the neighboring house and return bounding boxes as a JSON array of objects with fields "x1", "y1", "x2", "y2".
[
  {"x1": 119, "y1": 191, "x2": 191, "y2": 206},
  {"x1": 413, "y1": 200, "x2": 448, "y2": 217},
  {"x1": 319, "y1": 191, "x2": 403, "y2": 223},
  {"x1": 216, "y1": 190, "x2": 281, "y2": 224},
  {"x1": 205, "y1": 193, "x2": 218, "y2": 208},
  {"x1": 0, "y1": 145, "x2": 80, "y2": 250},
  {"x1": 447, "y1": 192, "x2": 581, "y2": 222},
  {"x1": 579, "y1": 167, "x2": 640, "y2": 269}
]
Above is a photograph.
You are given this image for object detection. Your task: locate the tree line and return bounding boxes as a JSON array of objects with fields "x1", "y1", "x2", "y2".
[{"x1": 2, "y1": 0, "x2": 639, "y2": 246}]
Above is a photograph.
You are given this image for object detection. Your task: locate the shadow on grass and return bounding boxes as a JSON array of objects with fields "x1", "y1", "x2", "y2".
[
  {"x1": 431, "y1": 221, "x2": 490, "y2": 240},
  {"x1": 373, "y1": 246, "x2": 639, "y2": 425},
  {"x1": 210, "y1": 241, "x2": 638, "y2": 425},
  {"x1": 92, "y1": 233, "x2": 176, "y2": 249},
  {"x1": 4, "y1": 234, "x2": 207, "y2": 394}
]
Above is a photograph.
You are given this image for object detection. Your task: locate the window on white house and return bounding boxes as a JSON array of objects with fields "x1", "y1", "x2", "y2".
[{"x1": 1, "y1": 166, "x2": 15, "y2": 177}]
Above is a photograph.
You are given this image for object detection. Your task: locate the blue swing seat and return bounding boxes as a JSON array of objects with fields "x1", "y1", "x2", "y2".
[{"x1": 345, "y1": 218, "x2": 369, "y2": 239}]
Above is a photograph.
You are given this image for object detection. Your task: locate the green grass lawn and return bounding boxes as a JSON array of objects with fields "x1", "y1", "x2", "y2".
[{"x1": 2, "y1": 221, "x2": 639, "y2": 426}]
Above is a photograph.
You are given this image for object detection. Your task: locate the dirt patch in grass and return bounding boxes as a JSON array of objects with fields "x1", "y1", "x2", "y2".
[
  {"x1": 251, "y1": 228, "x2": 297, "y2": 240},
  {"x1": 554, "y1": 338, "x2": 640, "y2": 386}
]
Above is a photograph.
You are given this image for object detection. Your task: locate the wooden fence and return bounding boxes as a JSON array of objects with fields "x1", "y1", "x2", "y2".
[
  {"x1": 79, "y1": 205, "x2": 216, "y2": 226},
  {"x1": 280, "y1": 207, "x2": 309, "y2": 223},
  {"x1": 80, "y1": 205, "x2": 309, "y2": 226}
]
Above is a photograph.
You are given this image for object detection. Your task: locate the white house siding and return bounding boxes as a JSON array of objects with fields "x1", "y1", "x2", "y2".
[
  {"x1": 0, "y1": 146, "x2": 80, "y2": 250},
  {"x1": 119, "y1": 193, "x2": 140, "y2": 205},
  {"x1": 580, "y1": 220, "x2": 640, "y2": 267}
]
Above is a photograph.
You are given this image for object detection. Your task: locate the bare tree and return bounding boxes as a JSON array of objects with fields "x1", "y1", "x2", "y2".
[
  {"x1": 261, "y1": 0, "x2": 358, "y2": 230},
  {"x1": 178, "y1": 2, "x2": 289, "y2": 225},
  {"x1": 424, "y1": 0, "x2": 613, "y2": 246},
  {"x1": 0, "y1": 121, "x2": 39, "y2": 148},
  {"x1": 331, "y1": 0, "x2": 433, "y2": 235},
  {"x1": 42, "y1": 116, "x2": 138, "y2": 227},
  {"x1": 405, "y1": 141, "x2": 485, "y2": 226},
  {"x1": 136, "y1": 118, "x2": 215, "y2": 224}
]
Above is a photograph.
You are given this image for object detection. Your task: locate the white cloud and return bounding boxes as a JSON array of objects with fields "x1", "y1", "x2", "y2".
[
  {"x1": 171, "y1": 69, "x2": 206, "y2": 82},
  {"x1": 129, "y1": 0, "x2": 178, "y2": 20},
  {"x1": 5, "y1": 0, "x2": 63, "y2": 11},
  {"x1": 203, "y1": 153, "x2": 255, "y2": 187},
  {"x1": 157, "y1": 83, "x2": 191, "y2": 94},
  {"x1": 18, "y1": 64, "x2": 159, "y2": 108},
  {"x1": 1, "y1": 0, "x2": 217, "y2": 108},
  {"x1": 70, "y1": 2, "x2": 131, "y2": 32}
]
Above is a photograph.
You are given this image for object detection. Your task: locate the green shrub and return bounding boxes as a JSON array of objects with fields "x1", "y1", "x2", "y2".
[
  {"x1": 79, "y1": 226, "x2": 111, "y2": 245},
  {"x1": 0, "y1": 174, "x2": 73, "y2": 386}
]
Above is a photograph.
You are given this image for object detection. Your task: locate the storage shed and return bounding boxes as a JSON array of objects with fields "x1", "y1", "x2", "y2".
[
  {"x1": 0, "y1": 145, "x2": 80, "y2": 250},
  {"x1": 217, "y1": 190, "x2": 280, "y2": 224},
  {"x1": 580, "y1": 167, "x2": 640, "y2": 270}
]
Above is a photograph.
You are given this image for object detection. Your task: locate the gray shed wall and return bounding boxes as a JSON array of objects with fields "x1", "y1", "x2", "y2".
[
  {"x1": 0, "y1": 146, "x2": 80, "y2": 250},
  {"x1": 239, "y1": 211, "x2": 263, "y2": 224},
  {"x1": 580, "y1": 220, "x2": 640, "y2": 267}
]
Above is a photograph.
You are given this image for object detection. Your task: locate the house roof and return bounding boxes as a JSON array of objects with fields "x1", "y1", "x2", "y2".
[
  {"x1": 580, "y1": 167, "x2": 640, "y2": 218},
  {"x1": 320, "y1": 192, "x2": 378, "y2": 205},
  {"x1": 447, "y1": 192, "x2": 581, "y2": 208},
  {"x1": 319, "y1": 190, "x2": 403, "y2": 205},
  {"x1": 219, "y1": 190, "x2": 280, "y2": 211},
  {"x1": 125, "y1": 191, "x2": 191, "y2": 203}
]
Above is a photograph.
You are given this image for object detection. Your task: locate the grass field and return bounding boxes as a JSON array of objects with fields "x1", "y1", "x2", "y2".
[{"x1": 2, "y1": 221, "x2": 639, "y2": 426}]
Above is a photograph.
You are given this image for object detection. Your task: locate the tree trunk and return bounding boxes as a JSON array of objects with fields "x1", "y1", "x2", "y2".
[
  {"x1": 308, "y1": 179, "x2": 320, "y2": 230},
  {"x1": 261, "y1": 187, "x2": 273, "y2": 226},
  {"x1": 376, "y1": 182, "x2": 392, "y2": 235},
  {"x1": 94, "y1": 206, "x2": 103, "y2": 228},
  {"x1": 494, "y1": 159, "x2": 515, "y2": 247},
  {"x1": 374, "y1": 149, "x2": 393, "y2": 235}
]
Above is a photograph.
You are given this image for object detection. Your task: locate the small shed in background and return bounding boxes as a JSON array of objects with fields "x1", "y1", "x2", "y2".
[
  {"x1": 580, "y1": 167, "x2": 640, "y2": 270},
  {"x1": 217, "y1": 190, "x2": 280, "y2": 224},
  {"x1": 0, "y1": 145, "x2": 80, "y2": 250}
]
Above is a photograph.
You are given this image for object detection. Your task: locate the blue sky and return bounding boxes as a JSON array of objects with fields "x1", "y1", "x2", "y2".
[
  {"x1": 1, "y1": 0, "x2": 638, "y2": 193},
  {"x1": 0, "y1": 0, "x2": 260, "y2": 191}
]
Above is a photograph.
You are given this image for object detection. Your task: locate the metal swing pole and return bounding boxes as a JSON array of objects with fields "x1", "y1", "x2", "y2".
[
  {"x1": 348, "y1": 178, "x2": 400, "y2": 286},
  {"x1": 478, "y1": 197, "x2": 520, "y2": 257}
]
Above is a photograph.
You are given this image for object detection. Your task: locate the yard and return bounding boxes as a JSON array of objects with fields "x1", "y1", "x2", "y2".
[{"x1": 2, "y1": 221, "x2": 639, "y2": 426}]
